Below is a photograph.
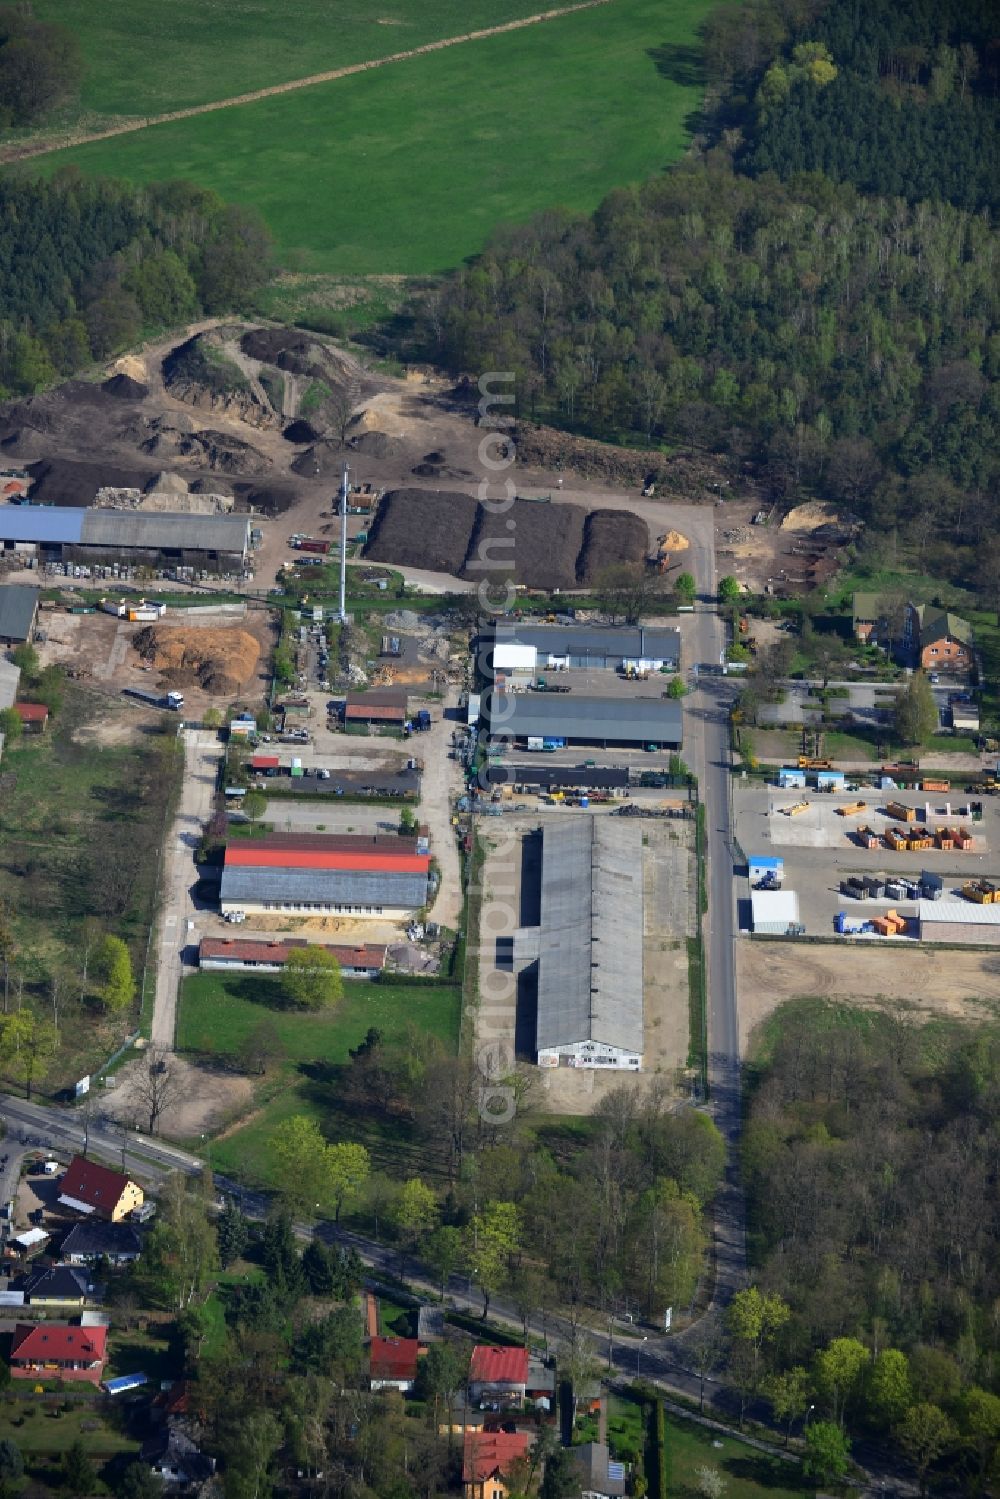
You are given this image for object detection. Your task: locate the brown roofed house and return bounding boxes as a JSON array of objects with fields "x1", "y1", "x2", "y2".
[{"x1": 58, "y1": 1155, "x2": 143, "y2": 1222}]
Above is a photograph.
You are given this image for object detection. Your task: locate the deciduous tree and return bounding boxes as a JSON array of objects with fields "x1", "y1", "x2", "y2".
[{"x1": 283, "y1": 946, "x2": 343, "y2": 1010}]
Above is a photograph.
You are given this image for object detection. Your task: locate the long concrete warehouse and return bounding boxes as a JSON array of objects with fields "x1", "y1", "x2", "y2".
[
  {"x1": 0, "y1": 507, "x2": 251, "y2": 572},
  {"x1": 526, "y1": 818, "x2": 645, "y2": 1070},
  {"x1": 487, "y1": 694, "x2": 682, "y2": 750}
]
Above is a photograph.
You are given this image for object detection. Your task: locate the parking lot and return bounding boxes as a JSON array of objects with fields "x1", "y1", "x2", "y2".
[{"x1": 735, "y1": 781, "x2": 1000, "y2": 937}]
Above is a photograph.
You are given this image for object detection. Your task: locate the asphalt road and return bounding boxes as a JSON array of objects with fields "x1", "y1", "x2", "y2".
[{"x1": 682, "y1": 570, "x2": 746, "y2": 1318}]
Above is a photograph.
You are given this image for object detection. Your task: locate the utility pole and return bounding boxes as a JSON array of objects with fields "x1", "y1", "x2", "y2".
[{"x1": 338, "y1": 463, "x2": 349, "y2": 624}]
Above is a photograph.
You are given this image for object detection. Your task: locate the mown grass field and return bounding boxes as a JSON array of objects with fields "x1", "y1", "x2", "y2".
[
  {"x1": 30, "y1": 0, "x2": 550, "y2": 120},
  {"x1": 34, "y1": 0, "x2": 710, "y2": 275},
  {"x1": 178, "y1": 969, "x2": 460, "y2": 1183}
]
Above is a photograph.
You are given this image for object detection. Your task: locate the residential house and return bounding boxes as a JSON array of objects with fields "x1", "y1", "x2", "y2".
[
  {"x1": 852, "y1": 592, "x2": 885, "y2": 643},
  {"x1": 468, "y1": 1345, "x2": 529, "y2": 1408},
  {"x1": 58, "y1": 1155, "x2": 144, "y2": 1222},
  {"x1": 463, "y1": 1430, "x2": 532, "y2": 1499},
  {"x1": 141, "y1": 1422, "x2": 216, "y2": 1489},
  {"x1": 10, "y1": 1322, "x2": 108, "y2": 1385},
  {"x1": 60, "y1": 1219, "x2": 142, "y2": 1265},
  {"x1": 198, "y1": 936, "x2": 386, "y2": 979},
  {"x1": 8, "y1": 1264, "x2": 95, "y2": 1308},
  {"x1": 913, "y1": 605, "x2": 973, "y2": 674},
  {"x1": 369, "y1": 1336, "x2": 421, "y2": 1393},
  {"x1": 13, "y1": 701, "x2": 48, "y2": 732},
  {"x1": 570, "y1": 1443, "x2": 627, "y2": 1499}
]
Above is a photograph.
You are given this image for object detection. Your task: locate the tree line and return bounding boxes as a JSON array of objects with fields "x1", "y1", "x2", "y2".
[
  {"x1": 0, "y1": 172, "x2": 272, "y2": 396},
  {"x1": 418, "y1": 159, "x2": 998, "y2": 559}
]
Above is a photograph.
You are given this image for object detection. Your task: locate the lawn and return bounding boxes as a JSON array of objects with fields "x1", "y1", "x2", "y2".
[
  {"x1": 178, "y1": 969, "x2": 461, "y2": 1183},
  {"x1": 32, "y1": 0, "x2": 711, "y2": 275},
  {"x1": 0, "y1": 1397, "x2": 138, "y2": 1459},
  {"x1": 661, "y1": 1408, "x2": 814, "y2": 1499},
  {"x1": 30, "y1": 0, "x2": 551, "y2": 121}
]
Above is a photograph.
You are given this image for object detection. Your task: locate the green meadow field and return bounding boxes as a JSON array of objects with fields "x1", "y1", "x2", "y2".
[
  {"x1": 33, "y1": 0, "x2": 710, "y2": 275},
  {"x1": 30, "y1": 0, "x2": 551, "y2": 118}
]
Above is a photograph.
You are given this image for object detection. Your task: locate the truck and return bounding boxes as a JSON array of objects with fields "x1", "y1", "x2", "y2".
[
  {"x1": 296, "y1": 538, "x2": 332, "y2": 555},
  {"x1": 122, "y1": 688, "x2": 184, "y2": 711}
]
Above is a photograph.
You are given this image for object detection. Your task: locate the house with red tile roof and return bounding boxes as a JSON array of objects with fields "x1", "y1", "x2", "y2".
[
  {"x1": 463, "y1": 1430, "x2": 532, "y2": 1499},
  {"x1": 369, "y1": 1335, "x2": 421, "y2": 1393},
  {"x1": 469, "y1": 1345, "x2": 530, "y2": 1406},
  {"x1": 58, "y1": 1155, "x2": 143, "y2": 1222},
  {"x1": 199, "y1": 936, "x2": 385, "y2": 978},
  {"x1": 10, "y1": 1322, "x2": 108, "y2": 1384}
]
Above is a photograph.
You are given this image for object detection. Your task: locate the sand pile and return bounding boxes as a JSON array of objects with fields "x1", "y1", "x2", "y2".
[
  {"x1": 781, "y1": 502, "x2": 858, "y2": 532},
  {"x1": 134, "y1": 624, "x2": 260, "y2": 695}
]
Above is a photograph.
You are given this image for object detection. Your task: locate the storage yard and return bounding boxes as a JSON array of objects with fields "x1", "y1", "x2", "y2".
[{"x1": 736, "y1": 778, "x2": 1000, "y2": 945}]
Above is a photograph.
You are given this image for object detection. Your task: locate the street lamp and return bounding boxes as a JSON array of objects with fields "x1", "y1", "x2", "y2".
[
  {"x1": 803, "y1": 1404, "x2": 816, "y2": 1433},
  {"x1": 637, "y1": 1335, "x2": 648, "y2": 1379}
]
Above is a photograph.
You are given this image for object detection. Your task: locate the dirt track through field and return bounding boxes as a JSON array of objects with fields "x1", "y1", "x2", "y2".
[{"x1": 0, "y1": 0, "x2": 617, "y2": 163}]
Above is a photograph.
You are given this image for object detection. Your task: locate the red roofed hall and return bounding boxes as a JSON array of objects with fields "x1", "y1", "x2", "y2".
[
  {"x1": 469, "y1": 1345, "x2": 529, "y2": 1405},
  {"x1": 463, "y1": 1431, "x2": 532, "y2": 1499},
  {"x1": 58, "y1": 1155, "x2": 144, "y2": 1222},
  {"x1": 219, "y1": 832, "x2": 431, "y2": 918},
  {"x1": 369, "y1": 1336, "x2": 420, "y2": 1392},
  {"x1": 10, "y1": 1322, "x2": 108, "y2": 1384},
  {"x1": 199, "y1": 937, "x2": 385, "y2": 979}
]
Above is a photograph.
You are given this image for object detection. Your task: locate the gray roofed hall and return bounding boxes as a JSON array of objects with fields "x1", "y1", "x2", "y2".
[
  {"x1": 220, "y1": 865, "x2": 429, "y2": 908},
  {"x1": 535, "y1": 819, "x2": 644, "y2": 1056},
  {"x1": 80, "y1": 508, "x2": 250, "y2": 554},
  {"x1": 491, "y1": 623, "x2": 680, "y2": 662},
  {"x1": 489, "y1": 693, "x2": 682, "y2": 745},
  {"x1": 0, "y1": 584, "x2": 39, "y2": 642}
]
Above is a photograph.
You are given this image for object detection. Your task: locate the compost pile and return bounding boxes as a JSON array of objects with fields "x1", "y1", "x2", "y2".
[
  {"x1": 513, "y1": 422, "x2": 732, "y2": 496},
  {"x1": 364, "y1": 489, "x2": 650, "y2": 588},
  {"x1": 133, "y1": 624, "x2": 260, "y2": 695}
]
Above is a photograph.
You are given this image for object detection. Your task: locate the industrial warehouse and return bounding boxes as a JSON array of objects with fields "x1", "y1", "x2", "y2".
[
  {"x1": 0, "y1": 507, "x2": 251, "y2": 572},
  {"x1": 486, "y1": 694, "x2": 683, "y2": 750},
  {"x1": 486, "y1": 623, "x2": 681, "y2": 678},
  {"x1": 520, "y1": 819, "x2": 645, "y2": 1069},
  {"x1": 218, "y1": 833, "x2": 431, "y2": 918}
]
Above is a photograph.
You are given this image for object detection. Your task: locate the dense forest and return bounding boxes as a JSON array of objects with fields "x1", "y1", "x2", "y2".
[
  {"x1": 704, "y1": 0, "x2": 1000, "y2": 213},
  {"x1": 426, "y1": 163, "x2": 999, "y2": 537},
  {"x1": 735, "y1": 1001, "x2": 1000, "y2": 1486},
  {"x1": 0, "y1": 173, "x2": 272, "y2": 395}
]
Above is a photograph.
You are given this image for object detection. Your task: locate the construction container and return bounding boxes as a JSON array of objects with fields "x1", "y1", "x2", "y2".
[
  {"x1": 885, "y1": 879, "x2": 907, "y2": 899},
  {"x1": 907, "y1": 832, "x2": 933, "y2": 851},
  {"x1": 921, "y1": 778, "x2": 950, "y2": 792},
  {"x1": 885, "y1": 801, "x2": 917, "y2": 823},
  {"x1": 885, "y1": 828, "x2": 909, "y2": 851},
  {"x1": 856, "y1": 826, "x2": 880, "y2": 849},
  {"x1": 836, "y1": 801, "x2": 867, "y2": 817},
  {"x1": 935, "y1": 828, "x2": 955, "y2": 851},
  {"x1": 962, "y1": 880, "x2": 998, "y2": 904},
  {"x1": 954, "y1": 827, "x2": 974, "y2": 850},
  {"x1": 864, "y1": 877, "x2": 885, "y2": 898},
  {"x1": 784, "y1": 801, "x2": 810, "y2": 817}
]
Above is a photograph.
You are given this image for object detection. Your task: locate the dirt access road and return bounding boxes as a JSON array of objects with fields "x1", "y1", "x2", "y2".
[
  {"x1": 420, "y1": 691, "x2": 465, "y2": 930},
  {"x1": 152, "y1": 729, "x2": 224, "y2": 1051},
  {"x1": 1, "y1": 0, "x2": 614, "y2": 163}
]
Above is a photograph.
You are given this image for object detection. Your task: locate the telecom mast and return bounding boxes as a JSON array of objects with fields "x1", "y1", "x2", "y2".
[{"x1": 338, "y1": 463, "x2": 349, "y2": 622}]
